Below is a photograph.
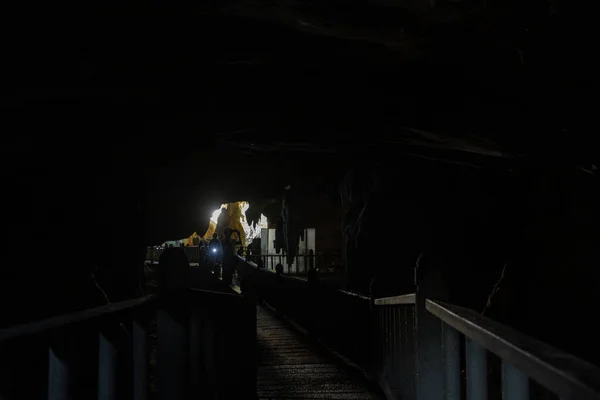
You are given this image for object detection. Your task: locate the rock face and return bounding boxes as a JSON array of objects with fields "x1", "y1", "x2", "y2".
[
  {"x1": 341, "y1": 159, "x2": 600, "y2": 365},
  {"x1": 1, "y1": 138, "x2": 146, "y2": 326},
  {"x1": 203, "y1": 202, "x2": 249, "y2": 246}
]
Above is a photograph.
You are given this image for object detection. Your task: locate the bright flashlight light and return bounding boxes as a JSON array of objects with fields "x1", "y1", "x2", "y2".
[{"x1": 212, "y1": 248, "x2": 217, "y2": 253}]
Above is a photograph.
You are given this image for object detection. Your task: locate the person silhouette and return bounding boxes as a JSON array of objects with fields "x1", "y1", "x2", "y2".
[
  {"x1": 275, "y1": 263, "x2": 284, "y2": 284},
  {"x1": 307, "y1": 265, "x2": 319, "y2": 285},
  {"x1": 158, "y1": 246, "x2": 190, "y2": 293},
  {"x1": 209, "y1": 232, "x2": 222, "y2": 263}
]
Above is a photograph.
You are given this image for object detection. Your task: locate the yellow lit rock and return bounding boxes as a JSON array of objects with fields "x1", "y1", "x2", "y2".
[
  {"x1": 203, "y1": 201, "x2": 268, "y2": 247},
  {"x1": 183, "y1": 231, "x2": 202, "y2": 247}
]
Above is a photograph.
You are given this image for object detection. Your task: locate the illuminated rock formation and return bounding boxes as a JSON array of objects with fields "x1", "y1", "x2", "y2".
[
  {"x1": 159, "y1": 202, "x2": 268, "y2": 248},
  {"x1": 184, "y1": 231, "x2": 202, "y2": 246},
  {"x1": 203, "y1": 201, "x2": 268, "y2": 247}
]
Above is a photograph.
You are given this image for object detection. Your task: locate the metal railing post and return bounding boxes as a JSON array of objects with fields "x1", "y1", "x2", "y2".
[
  {"x1": 133, "y1": 311, "x2": 149, "y2": 400},
  {"x1": 392, "y1": 306, "x2": 399, "y2": 388},
  {"x1": 369, "y1": 291, "x2": 378, "y2": 379},
  {"x1": 444, "y1": 324, "x2": 461, "y2": 400},
  {"x1": 466, "y1": 338, "x2": 488, "y2": 400},
  {"x1": 98, "y1": 325, "x2": 119, "y2": 400},
  {"x1": 156, "y1": 294, "x2": 188, "y2": 400},
  {"x1": 502, "y1": 362, "x2": 528, "y2": 400},
  {"x1": 415, "y1": 270, "x2": 445, "y2": 400},
  {"x1": 405, "y1": 306, "x2": 417, "y2": 400},
  {"x1": 48, "y1": 331, "x2": 72, "y2": 400}
]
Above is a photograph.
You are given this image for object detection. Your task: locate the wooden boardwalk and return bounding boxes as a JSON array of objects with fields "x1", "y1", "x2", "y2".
[{"x1": 257, "y1": 306, "x2": 381, "y2": 399}]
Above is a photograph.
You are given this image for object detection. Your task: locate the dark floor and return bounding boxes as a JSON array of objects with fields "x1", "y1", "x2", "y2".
[{"x1": 257, "y1": 306, "x2": 381, "y2": 399}]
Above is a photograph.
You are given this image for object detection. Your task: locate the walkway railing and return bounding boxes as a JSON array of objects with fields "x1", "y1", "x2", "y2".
[
  {"x1": 237, "y1": 256, "x2": 600, "y2": 400},
  {"x1": 244, "y1": 251, "x2": 343, "y2": 278},
  {"x1": 146, "y1": 246, "x2": 202, "y2": 264},
  {"x1": 373, "y1": 294, "x2": 417, "y2": 400},
  {"x1": 424, "y1": 299, "x2": 600, "y2": 400},
  {"x1": 0, "y1": 288, "x2": 256, "y2": 400},
  {"x1": 147, "y1": 247, "x2": 342, "y2": 275},
  {"x1": 1, "y1": 296, "x2": 157, "y2": 400}
]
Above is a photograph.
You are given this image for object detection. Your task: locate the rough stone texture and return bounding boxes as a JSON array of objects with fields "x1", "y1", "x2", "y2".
[
  {"x1": 203, "y1": 201, "x2": 249, "y2": 246},
  {"x1": 257, "y1": 307, "x2": 380, "y2": 399}
]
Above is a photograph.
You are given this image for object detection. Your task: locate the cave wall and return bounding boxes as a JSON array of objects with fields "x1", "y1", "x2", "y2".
[
  {"x1": 1, "y1": 126, "x2": 146, "y2": 326},
  {"x1": 342, "y1": 159, "x2": 600, "y2": 364},
  {"x1": 203, "y1": 202, "x2": 248, "y2": 246},
  {"x1": 502, "y1": 168, "x2": 600, "y2": 364},
  {"x1": 270, "y1": 164, "x2": 344, "y2": 253},
  {"x1": 290, "y1": 189, "x2": 343, "y2": 251}
]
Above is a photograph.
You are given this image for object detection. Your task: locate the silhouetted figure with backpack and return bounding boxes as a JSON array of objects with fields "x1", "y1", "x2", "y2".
[
  {"x1": 209, "y1": 233, "x2": 222, "y2": 277},
  {"x1": 275, "y1": 263, "x2": 284, "y2": 284},
  {"x1": 157, "y1": 246, "x2": 190, "y2": 294},
  {"x1": 222, "y1": 228, "x2": 242, "y2": 285},
  {"x1": 307, "y1": 265, "x2": 319, "y2": 286}
]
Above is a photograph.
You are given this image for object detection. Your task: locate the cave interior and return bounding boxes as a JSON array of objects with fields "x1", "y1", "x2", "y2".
[{"x1": 2, "y1": 0, "x2": 599, "y2": 368}]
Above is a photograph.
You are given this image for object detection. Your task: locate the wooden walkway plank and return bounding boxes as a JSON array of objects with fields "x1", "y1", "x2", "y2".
[{"x1": 257, "y1": 307, "x2": 381, "y2": 400}]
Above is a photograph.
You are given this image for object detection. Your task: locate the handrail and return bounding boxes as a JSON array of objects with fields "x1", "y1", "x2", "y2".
[
  {"x1": 236, "y1": 255, "x2": 358, "y2": 290},
  {"x1": 374, "y1": 293, "x2": 416, "y2": 305},
  {"x1": 189, "y1": 287, "x2": 241, "y2": 298},
  {"x1": 0, "y1": 279, "x2": 257, "y2": 400},
  {"x1": 0, "y1": 295, "x2": 157, "y2": 343},
  {"x1": 238, "y1": 256, "x2": 366, "y2": 296},
  {"x1": 238, "y1": 256, "x2": 307, "y2": 282},
  {"x1": 338, "y1": 290, "x2": 370, "y2": 301},
  {"x1": 426, "y1": 299, "x2": 600, "y2": 400},
  {"x1": 373, "y1": 293, "x2": 416, "y2": 306}
]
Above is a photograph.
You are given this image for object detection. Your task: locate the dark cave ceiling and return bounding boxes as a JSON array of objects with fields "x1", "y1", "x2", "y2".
[
  {"x1": 5, "y1": 0, "x2": 598, "y2": 243},
  {"x1": 9, "y1": 0, "x2": 596, "y2": 164}
]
